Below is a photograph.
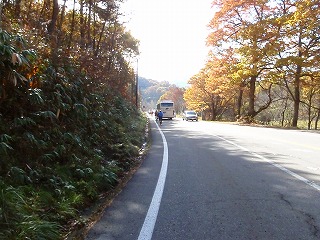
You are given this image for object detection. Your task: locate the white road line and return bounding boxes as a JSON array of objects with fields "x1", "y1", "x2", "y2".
[
  {"x1": 215, "y1": 135, "x2": 320, "y2": 192},
  {"x1": 138, "y1": 120, "x2": 168, "y2": 240}
]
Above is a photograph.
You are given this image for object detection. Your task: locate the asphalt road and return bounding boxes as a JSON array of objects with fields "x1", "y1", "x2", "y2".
[{"x1": 86, "y1": 117, "x2": 320, "y2": 240}]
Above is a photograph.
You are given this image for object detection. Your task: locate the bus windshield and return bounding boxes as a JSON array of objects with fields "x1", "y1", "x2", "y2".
[{"x1": 161, "y1": 103, "x2": 173, "y2": 107}]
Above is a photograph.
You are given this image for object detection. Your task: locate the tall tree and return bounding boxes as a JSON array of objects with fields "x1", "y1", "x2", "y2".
[{"x1": 207, "y1": 0, "x2": 278, "y2": 121}]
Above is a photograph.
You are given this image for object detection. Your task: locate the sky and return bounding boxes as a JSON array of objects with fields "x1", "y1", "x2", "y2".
[{"x1": 121, "y1": 0, "x2": 214, "y2": 87}]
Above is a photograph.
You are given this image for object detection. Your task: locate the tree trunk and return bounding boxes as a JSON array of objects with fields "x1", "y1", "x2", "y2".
[
  {"x1": 79, "y1": 0, "x2": 85, "y2": 47},
  {"x1": 307, "y1": 94, "x2": 313, "y2": 130},
  {"x1": 92, "y1": 0, "x2": 97, "y2": 50},
  {"x1": 211, "y1": 106, "x2": 216, "y2": 121},
  {"x1": 47, "y1": 0, "x2": 59, "y2": 65},
  {"x1": 47, "y1": 0, "x2": 59, "y2": 35},
  {"x1": 292, "y1": 34, "x2": 302, "y2": 127},
  {"x1": 307, "y1": 106, "x2": 311, "y2": 130},
  {"x1": 292, "y1": 65, "x2": 301, "y2": 127},
  {"x1": 281, "y1": 98, "x2": 288, "y2": 127},
  {"x1": 0, "y1": 1, "x2": 3, "y2": 28},
  {"x1": 248, "y1": 75, "x2": 257, "y2": 119},
  {"x1": 68, "y1": 0, "x2": 76, "y2": 49},
  {"x1": 87, "y1": 0, "x2": 92, "y2": 48},
  {"x1": 210, "y1": 94, "x2": 217, "y2": 121},
  {"x1": 315, "y1": 108, "x2": 320, "y2": 130},
  {"x1": 56, "y1": 0, "x2": 66, "y2": 49},
  {"x1": 236, "y1": 82, "x2": 244, "y2": 118},
  {"x1": 95, "y1": 20, "x2": 107, "y2": 56}
]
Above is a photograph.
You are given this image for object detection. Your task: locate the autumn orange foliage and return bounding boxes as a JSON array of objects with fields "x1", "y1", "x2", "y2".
[{"x1": 185, "y1": 0, "x2": 320, "y2": 127}]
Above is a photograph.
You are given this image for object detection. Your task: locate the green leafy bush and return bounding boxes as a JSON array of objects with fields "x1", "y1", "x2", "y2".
[{"x1": 0, "y1": 30, "x2": 147, "y2": 239}]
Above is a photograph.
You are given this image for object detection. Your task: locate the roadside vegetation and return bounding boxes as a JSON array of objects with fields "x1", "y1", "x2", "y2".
[{"x1": 0, "y1": 0, "x2": 147, "y2": 239}]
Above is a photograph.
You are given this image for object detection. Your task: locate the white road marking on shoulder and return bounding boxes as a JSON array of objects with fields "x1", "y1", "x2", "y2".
[{"x1": 138, "y1": 120, "x2": 168, "y2": 240}]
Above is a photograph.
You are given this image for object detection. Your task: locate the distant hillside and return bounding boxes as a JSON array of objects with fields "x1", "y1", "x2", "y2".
[{"x1": 138, "y1": 77, "x2": 173, "y2": 110}]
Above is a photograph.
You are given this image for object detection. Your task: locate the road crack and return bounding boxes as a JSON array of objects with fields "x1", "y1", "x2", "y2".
[{"x1": 278, "y1": 193, "x2": 320, "y2": 238}]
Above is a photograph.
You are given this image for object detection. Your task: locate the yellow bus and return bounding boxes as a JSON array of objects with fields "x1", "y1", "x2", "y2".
[{"x1": 157, "y1": 100, "x2": 175, "y2": 120}]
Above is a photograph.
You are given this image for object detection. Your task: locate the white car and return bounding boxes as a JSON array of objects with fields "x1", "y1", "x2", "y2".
[{"x1": 182, "y1": 111, "x2": 198, "y2": 121}]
